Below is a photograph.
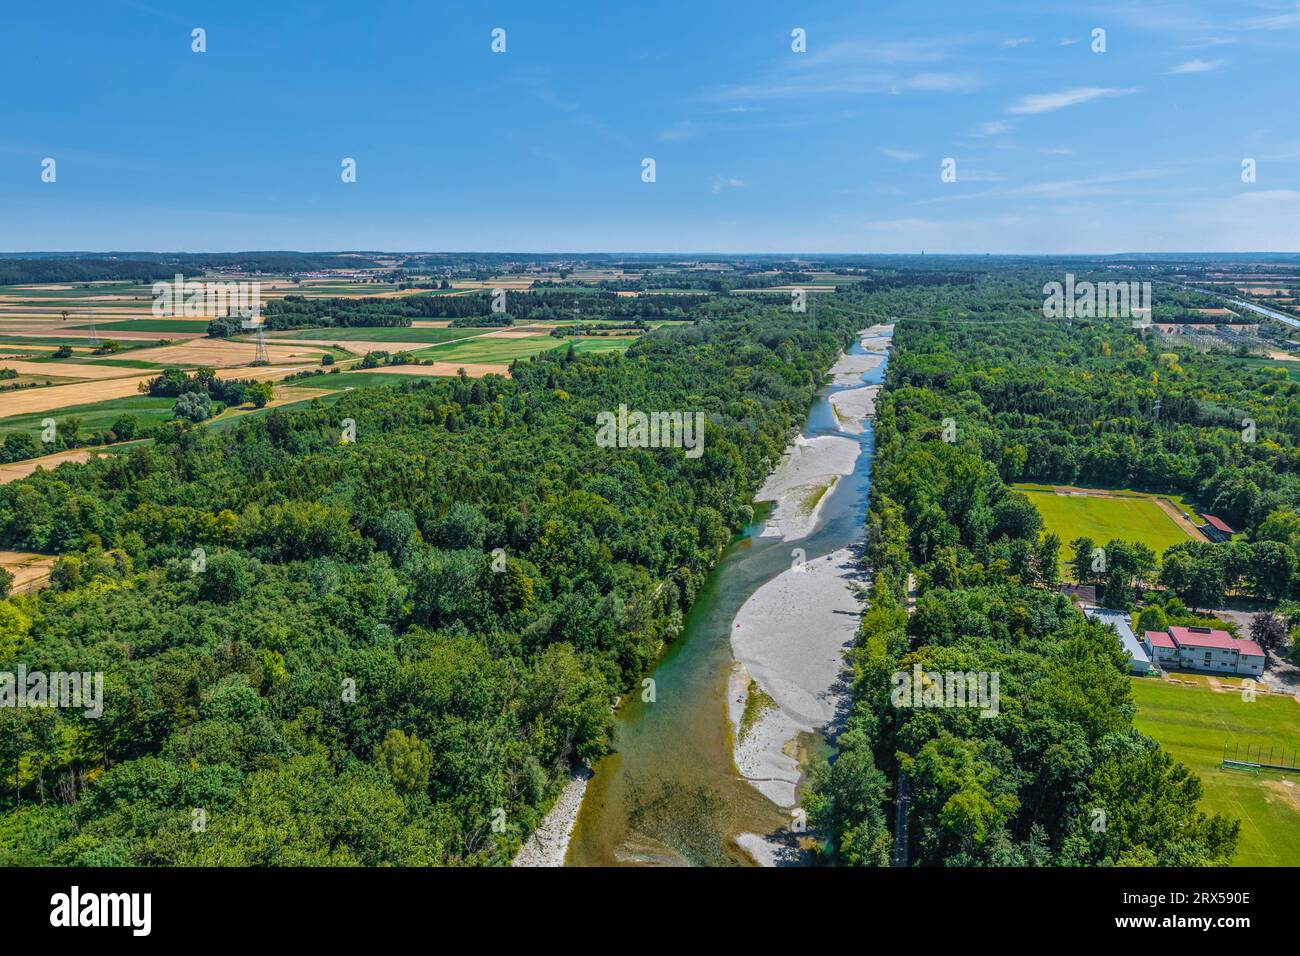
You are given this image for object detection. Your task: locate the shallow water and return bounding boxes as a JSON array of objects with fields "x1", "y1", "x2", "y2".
[{"x1": 566, "y1": 334, "x2": 889, "y2": 866}]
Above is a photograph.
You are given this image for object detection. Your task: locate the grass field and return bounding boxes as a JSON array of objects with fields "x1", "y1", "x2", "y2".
[
  {"x1": 414, "y1": 336, "x2": 569, "y2": 364},
  {"x1": 1131, "y1": 677, "x2": 1300, "y2": 866},
  {"x1": 0, "y1": 395, "x2": 175, "y2": 437},
  {"x1": 1014, "y1": 485, "x2": 1197, "y2": 564},
  {"x1": 267, "y1": 326, "x2": 470, "y2": 344},
  {"x1": 92, "y1": 319, "x2": 210, "y2": 333},
  {"x1": 282, "y1": 371, "x2": 422, "y2": 389}
]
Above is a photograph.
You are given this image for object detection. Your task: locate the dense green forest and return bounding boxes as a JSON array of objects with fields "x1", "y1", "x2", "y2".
[
  {"x1": 0, "y1": 300, "x2": 862, "y2": 865},
  {"x1": 808, "y1": 282, "x2": 1246, "y2": 866},
  {"x1": 204, "y1": 290, "x2": 733, "y2": 336},
  {"x1": 0, "y1": 253, "x2": 380, "y2": 285}
]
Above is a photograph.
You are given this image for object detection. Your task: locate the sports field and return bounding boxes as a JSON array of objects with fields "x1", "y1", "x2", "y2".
[
  {"x1": 1014, "y1": 484, "x2": 1200, "y2": 564},
  {"x1": 1131, "y1": 677, "x2": 1300, "y2": 866}
]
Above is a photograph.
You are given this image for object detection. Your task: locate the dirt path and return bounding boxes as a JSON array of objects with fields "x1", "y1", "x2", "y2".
[{"x1": 1152, "y1": 496, "x2": 1210, "y2": 542}]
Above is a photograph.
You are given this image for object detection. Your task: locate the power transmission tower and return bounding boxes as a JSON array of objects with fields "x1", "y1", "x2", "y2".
[
  {"x1": 241, "y1": 310, "x2": 269, "y2": 363},
  {"x1": 85, "y1": 310, "x2": 101, "y2": 349}
]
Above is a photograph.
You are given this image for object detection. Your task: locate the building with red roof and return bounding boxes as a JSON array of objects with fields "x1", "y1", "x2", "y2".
[
  {"x1": 1201, "y1": 514, "x2": 1236, "y2": 542},
  {"x1": 1142, "y1": 625, "x2": 1264, "y2": 676}
]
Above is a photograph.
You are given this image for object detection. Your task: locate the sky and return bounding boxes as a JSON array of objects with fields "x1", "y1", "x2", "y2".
[{"x1": 2, "y1": 0, "x2": 1300, "y2": 254}]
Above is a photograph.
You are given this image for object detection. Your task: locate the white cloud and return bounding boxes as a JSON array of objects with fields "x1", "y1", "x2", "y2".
[
  {"x1": 976, "y1": 120, "x2": 1012, "y2": 136},
  {"x1": 1002, "y1": 37, "x2": 1033, "y2": 48},
  {"x1": 1164, "y1": 58, "x2": 1227, "y2": 74},
  {"x1": 879, "y1": 147, "x2": 921, "y2": 161},
  {"x1": 1237, "y1": 189, "x2": 1300, "y2": 202},
  {"x1": 709, "y1": 176, "x2": 746, "y2": 194},
  {"x1": 905, "y1": 72, "x2": 981, "y2": 92},
  {"x1": 1240, "y1": 3, "x2": 1300, "y2": 31},
  {"x1": 1008, "y1": 86, "x2": 1138, "y2": 114}
]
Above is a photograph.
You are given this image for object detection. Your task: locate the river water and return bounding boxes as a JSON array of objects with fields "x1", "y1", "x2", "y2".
[{"x1": 566, "y1": 333, "x2": 888, "y2": 866}]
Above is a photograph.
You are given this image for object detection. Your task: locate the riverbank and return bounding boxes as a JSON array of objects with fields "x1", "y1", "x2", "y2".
[
  {"x1": 728, "y1": 324, "x2": 893, "y2": 865},
  {"x1": 728, "y1": 546, "x2": 868, "y2": 804},
  {"x1": 829, "y1": 384, "x2": 881, "y2": 434},
  {"x1": 511, "y1": 767, "x2": 592, "y2": 867},
  {"x1": 754, "y1": 433, "x2": 860, "y2": 541},
  {"x1": 564, "y1": 323, "x2": 892, "y2": 867}
]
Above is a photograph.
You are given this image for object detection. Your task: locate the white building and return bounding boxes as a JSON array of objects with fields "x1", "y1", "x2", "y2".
[{"x1": 1142, "y1": 626, "x2": 1265, "y2": 676}]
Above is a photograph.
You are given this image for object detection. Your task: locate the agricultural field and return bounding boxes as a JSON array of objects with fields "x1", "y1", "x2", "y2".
[
  {"x1": 1014, "y1": 484, "x2": 1202, "y2": 564},
  {"x1": 1131, "y1": 677, "x2": 1300, "y2": 866},
  {"x1": 265, "y1": 326, "x2": 469, "y2": 344},
  {"x1": 0, "y1": 395, "x2": 175, "y2": 438},
  {"x1": 92, "y1": 319, "x2": 212, "y2": 333}
]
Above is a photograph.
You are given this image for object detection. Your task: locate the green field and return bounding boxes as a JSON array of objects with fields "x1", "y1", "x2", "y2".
[
  {"x1": 0, "y1": 395, "x2": 175, "y2": 437},
  {"x1": 1014, "y1": 485, "x2": 1196, "y2": 564},
  {"x1": 1131, "y1": 677, "x2": 1300, "y2": 866},
  {"x1": 567, "y1": 337, "x2": 635, "y2": 354},
  {"x1": 92, "y1": 319, "x2": 209, "y2": 333},
  {"x1": 283, "y1": 371, "x2": 422, "y2": 389},
  {"x1": 266, "y1": 326, "x2": 469, "y2": 344}
]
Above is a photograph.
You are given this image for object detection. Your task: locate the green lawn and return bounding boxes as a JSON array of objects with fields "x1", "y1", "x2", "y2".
[
  {"x1": 1014, "y1": 485, "x2": 1196, "y2": 564},
  {"x1": 1130, "y1": 677, "x2": 1300, "y2": 866}
]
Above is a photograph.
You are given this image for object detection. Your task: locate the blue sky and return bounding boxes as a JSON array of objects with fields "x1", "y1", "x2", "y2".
[{"x1": 3, "y1": 0, "x2": 1299, "y2": 253}]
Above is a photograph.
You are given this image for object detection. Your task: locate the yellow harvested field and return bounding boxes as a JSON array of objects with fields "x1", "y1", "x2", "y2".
[
  {"x1": 452, "y1": 279, "x2": 536, "y2": 290},
  {"x1": 0, "y1": 359, "x2": 152, "y2": 380},
  {"x1": 264, "y1": 337, "x2": 448, "y2": 354},
  {"x1": 481, "y1": 328, "x2": 551, "y2": 339},
  {"x1": 0, "y1": 328, "x2": 203, "y2": 341},
  {"x1": 0, "y1": 449, "x2": 104, "y2": 484},
  {"x1": 138, "y1": 339, "x2": 329, "y2": 367},
  {"x1": 0, "y1": 551, "x2": 57, "y2": 593},
  {"x1": 410, "y1": 320, "x2": 451, "y2": 328},
  {"x1": 0, "y1": 365, "x2": 315, "y2": 417}
]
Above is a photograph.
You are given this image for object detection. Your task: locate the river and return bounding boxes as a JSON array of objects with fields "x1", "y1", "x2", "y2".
[{"x1": 565, "y1": 331, "x2": 889, "y2": 866}]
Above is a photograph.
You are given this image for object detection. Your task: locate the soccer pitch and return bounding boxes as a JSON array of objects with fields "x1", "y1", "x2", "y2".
[
  {"x1": 1131, "y1": 677, "x2": 1300, "y2": 866},
  {"x1": 1014, "y1": 485, "x2": 1199, "y2": 563}
]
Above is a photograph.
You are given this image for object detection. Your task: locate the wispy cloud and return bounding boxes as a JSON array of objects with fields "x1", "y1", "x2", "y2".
[
  {"x1": 1239, "y1": 3, "x2": 1300, "y2": 31},
  {"x1": 709, "y1": 176, "x2": 746, "y2": 194},
  {"x1": 879, "y1": 147, "x2": 921, "y2": 161},
  {"x1": 1008, "y1": 86, "x2": 1137, "y2": 114},
  {"x1": 703, "y1": 34, "x2": 984, "y2": 101},
  {"x1": 1237, "y1": 189, "x2": 1300, "y2": 202},
  {"x1": 975, "y1": 120, "x2": 1012, "y2": 136},
  {"x1": 1164, "y1": 58, "x2": 1227, "y2": 74},
  {"x1": 1002, "y1": 37, "x2": 1033, "y2": 48}
]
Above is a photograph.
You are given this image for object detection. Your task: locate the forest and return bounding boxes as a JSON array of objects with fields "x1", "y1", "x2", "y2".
[
  {"x1": 0, "y1": 297, "x2": 862, "y2": 864},
  {"x1": 807, "y1": 278, "x2": 1250, "y2": 866}
]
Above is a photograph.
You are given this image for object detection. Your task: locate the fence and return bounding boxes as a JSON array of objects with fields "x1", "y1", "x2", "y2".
[{"x1": 1221, "y1": 742, "x2": 1300, "y2": 772}]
